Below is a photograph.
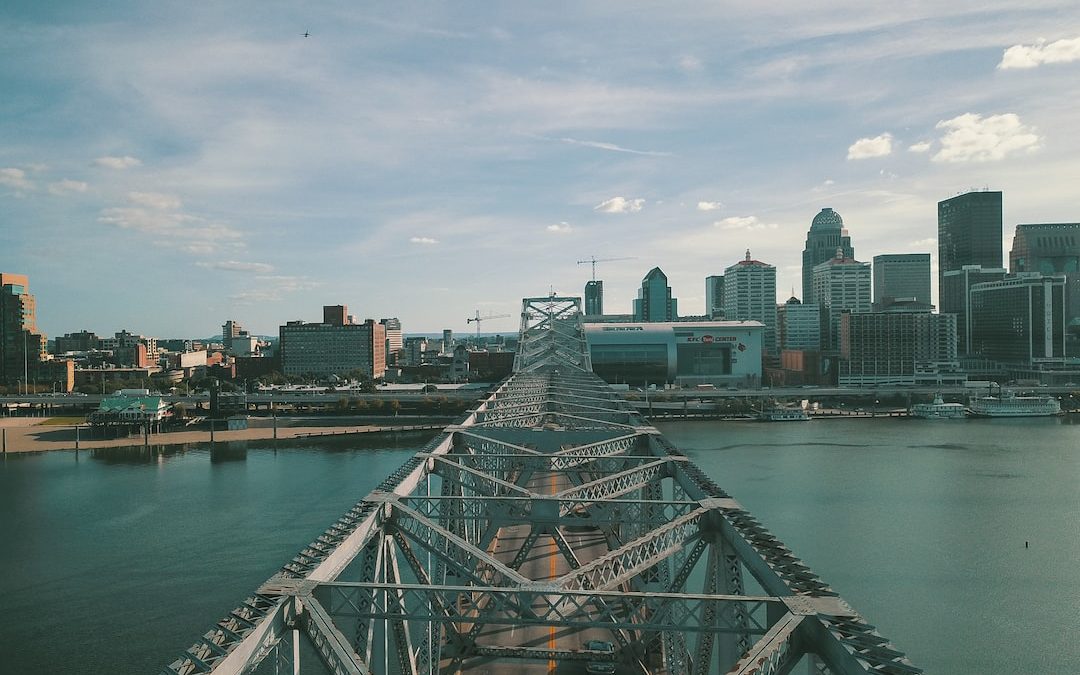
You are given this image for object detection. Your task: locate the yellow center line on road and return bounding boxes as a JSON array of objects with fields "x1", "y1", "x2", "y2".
[{"x1": 548, "y1": 470, "x2": 558, "y2": 673}]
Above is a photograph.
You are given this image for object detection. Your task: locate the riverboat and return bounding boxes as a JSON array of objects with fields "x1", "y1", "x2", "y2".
[
  {"x1": 910, "y1": 395, "x2": 966, "y2": 419},
  {"x1": 758, "y1": 407, "x2": 810, "y2": 422},
  {"x1": 967, "y1": 391, "x2": 1062, "y2": 418}
]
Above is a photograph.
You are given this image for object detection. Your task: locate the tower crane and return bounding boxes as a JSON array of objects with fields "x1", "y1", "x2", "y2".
[
  {"x1": 577, "y1": 256, "x2": 636, "y2": 281},
  {"x1": 467, "y1": 310, "x2": 511, "y2": 343}
]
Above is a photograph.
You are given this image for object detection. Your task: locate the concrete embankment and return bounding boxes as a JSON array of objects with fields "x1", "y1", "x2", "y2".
[{"x1": 0, "y1": 417, "x2": 444, "y2": 454}]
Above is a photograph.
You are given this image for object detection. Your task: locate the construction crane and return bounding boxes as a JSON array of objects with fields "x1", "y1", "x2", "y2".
[
  {"x1": 467, "y1": 310, "x2": 511, "y2": 342},
  {"x1": 577, "y1": 256, "x2": 636, "y2": 281}
]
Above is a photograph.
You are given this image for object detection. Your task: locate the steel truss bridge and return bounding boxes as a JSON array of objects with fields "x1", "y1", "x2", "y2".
[{"x1": 164, "y1": 296, "x2": 921, "y2": 675}]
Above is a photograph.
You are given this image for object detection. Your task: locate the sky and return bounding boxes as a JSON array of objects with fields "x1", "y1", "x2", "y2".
[{"x1": 3, "y1": 2, "x2": 1080, "y2": 339}]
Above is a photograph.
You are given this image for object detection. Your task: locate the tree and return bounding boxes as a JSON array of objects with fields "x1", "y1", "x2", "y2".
[{"x1": 388, "y1": 399, "x2": 401, "y2": 416}]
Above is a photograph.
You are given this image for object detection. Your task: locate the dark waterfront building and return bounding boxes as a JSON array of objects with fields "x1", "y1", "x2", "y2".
[
  {"x1": 970, "y1": 274, "x2": 1067, "y2": 364},
  {"x1": 584, "y1": 321, "x2": 763, "y2": 386},
  {"x1": 802, "y1": 208, "x2": 854, "y2": 304},
  {"x1": 54, "y1": 330, "x2": 100, "y2": 354},
  {"x1": 705, "y1": 275, "x2": 724, "y2": 319},
  {"x1": 938, "y1": 190, "x2": 1003, "y2": 309},
  {"x1": 942, "y1": 265, "x2": 1007, "y2": 356},
  {"x1": 584, "y1": 280, "x2": 604, "y2": 315},
  {"x1": 873, "y1": 253, "x2": 931, "y2": 310},
  {"x1": 279, "y1": 308, "x2": 386, "y2": 379},
  {"x1": 839, "y1": 310, "x2": 960, "y2": 387},
  {"x1": 1010, "y1": 222, "x2": 1080, "y2": 354},
  {"x1": 633, "y1": 267, "x2": 678, "y2": 322}
]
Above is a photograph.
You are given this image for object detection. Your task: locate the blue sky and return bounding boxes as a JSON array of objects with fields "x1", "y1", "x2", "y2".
[{"x1": 3, "y1": 2, "x2": 1079, "y2": 338}]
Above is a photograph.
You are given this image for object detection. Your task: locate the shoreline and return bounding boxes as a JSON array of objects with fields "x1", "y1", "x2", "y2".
[{"x1": 0, "y1": 417, "x2": 443, "y2": 454}]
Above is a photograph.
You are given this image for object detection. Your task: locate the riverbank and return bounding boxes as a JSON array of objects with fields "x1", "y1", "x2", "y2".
[{"x1": 0, "y1": 417, "x2": 443, "y2": 454}]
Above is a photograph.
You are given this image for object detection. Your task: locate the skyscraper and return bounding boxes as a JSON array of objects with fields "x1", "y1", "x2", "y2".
[
  {"x1": 1, "y1": 273, "x2": 47, "y2": 387},
  {"x1": 777, "y1": 296, "x2": 821, "y2": 351},
  {"x1": 633, "y1": 267, "x2": 678, "y2": 322},
  {"x1": 723, "y1": 250, "x2": 777, "y2": 353},
  {"x1": 705, "y1": 275, "x2": 724, "y2": 319},
  {"x1": 1010, "y1": 223, "x2": 1080, "y2": 348},
  {"x1": 584, "y1": 280, "x2": 603, "y2": 315},
  {"x1": 380, "y1": 318, "x2": 403, "y2": 360},
  {"x1": 937, "y1": 190, "x2": 1003, "y2": 309},
  {"x1": 813, "y1": 249, "x2": 871, "y2": 351},
  {"x1": 802, "y1": 208, "x2": 854, "y2": 304},
  {"x1": 970, "y1": 274, "x2": 1067, "y2": 364},
  {"x1": 941, "y1": 265, "x2": 1007, "y2": 355},
  {"x1": 873, "y1": 254, "x2": 932, "y2": 310}
]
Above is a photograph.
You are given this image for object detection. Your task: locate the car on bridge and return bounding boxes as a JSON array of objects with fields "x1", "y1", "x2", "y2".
[{"x1": 585, "y1": 640, "x2": 616, "y2": 674}]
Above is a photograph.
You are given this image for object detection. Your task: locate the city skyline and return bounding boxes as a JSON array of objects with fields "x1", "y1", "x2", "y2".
[{"x1": 3, "y1": 3, "x2": 1080, "y2": 336}]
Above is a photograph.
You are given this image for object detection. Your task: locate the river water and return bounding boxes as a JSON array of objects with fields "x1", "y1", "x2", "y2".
[{"x1": 0, "y1": 418, "x2": 1077, "y2": 673}]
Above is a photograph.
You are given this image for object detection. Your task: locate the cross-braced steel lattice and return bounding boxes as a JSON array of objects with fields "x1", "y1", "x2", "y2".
[{"x1": 163, "y1": 295, "x2": 920, "y2": 675}]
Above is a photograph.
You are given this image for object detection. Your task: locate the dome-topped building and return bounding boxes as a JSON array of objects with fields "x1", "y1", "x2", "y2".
[
  {"x1": 802, "y1": 208, "x2": 854, "y2": 304},
  {"x1": 811, "y1": 207, "x2": 845, "y2": 231}
]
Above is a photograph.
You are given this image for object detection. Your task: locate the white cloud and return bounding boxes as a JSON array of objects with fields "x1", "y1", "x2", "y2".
[
  {"x1": 128, "y1": 191, "x2": 182, "y2": 210},
  {"x1": 99, "y1": 191, "x2": 243, "y2": 253},
  {"x1": 229, "y1": 275, "x2": 323, "y2": 304},
  {"x1": 594, "y1": 197, "x2": 645, "y2": 213},
  {"x1": 546, "y1": 222, "x2": 572, "y2": 233},
  {"x1": 932, "y1": 113, "x2": 1041, "y2": 163},
  {"x1": 908, "y1": 141, "x2": 933, "y2": 153},
  {"x1": 999, "y1": 36, "x2": 1080, "y2": 70},
  {"x1": 714, "y1": 215, "x2": 778, "y2": 231},
  {"x1": 678, "y1": 55, "x2": 704, "y2": 72},
  {"x1": 697, "y1": 201, "x2": 724, "y2": 211},
  {"x1": 0, "y1": 168, "x2": 33, "y2": 191},
  {"x1": 910, "y1": 238, "x2": 937, "y2": 248},
  {"x1": 94, "y1": 155, "x2": 143, "y2": 170},
  {"x1": 195, "y1": 260, "x2": 274, "y2": 274},
  {"x1": 48, "y1": 179, "x2": 88, "y2": 196},
  {"x1": 559, "y1": 137, "x2": 671, "y2": 156},
  {"x1": 846, "y1": 133, "x2": 893, "y2": 160},
  {"x1": 410, "y1": 236, "x2": 439, "y2": 245}
]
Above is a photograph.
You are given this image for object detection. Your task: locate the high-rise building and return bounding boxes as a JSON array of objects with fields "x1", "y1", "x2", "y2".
[
  {"x1": 1, "y1": 273, "x2": 72, "y2": 392},
  {"x1": 938, "y1": 190, "x2": 1003, "y2": 308},
  {"x1": 323, "y1": 305, "x2": 349, "y2": 327},
  {"x1": 813, "y1": 249, "x2": 871, "y2": 351},
  {"x1": 279, "y1": 312, "x2": 386, "y2": 378},
  {"x1": 54, "y1": 330, "x2": 100, "y2": 354},
  {"x1": 584, "y1": 280, "x2": 604, "y2": 315},
  {"x1": 223, "y1": 320, "x2": 245, "y2": 343},
  {"x1": 442, "y1": 329, "x2": 454, "y2": 354},
  {"x1": 839, "y1": 310, "x2": 959, "y2": 386},
  {"x1": 723, "y1": 250, "x2": 777, "y2": 352},
  {"x1": 380, "y1": 318, "x2": 403, "y2": 361},
  {"x1": 1010, "y1": 223, "x2": 1080, "y2": 352},
  {"x1": 705, "y1": 275, "x2": 725, "y2": 319},
  {"x1": 0, "y1": 273, "x2": 46, "y2": 387},
  {"x1": 777, "y1": 296, "x2": 821, "y2": 351},
  {"x1": 970, "y1": 274, "x2": 1067, "y2": 364},
  {"x1": 802, "y1": 208, "x2": 854, "y2": 304},
  {"x1": 633, "y1": 267, "x2": 678, "y2": 322},
  {"x1": 873, "y1": 254, "x2": 931, "y2": 310},
  {"x1": 941, "y1": 265, "x2": 1007, "y2": 355}
]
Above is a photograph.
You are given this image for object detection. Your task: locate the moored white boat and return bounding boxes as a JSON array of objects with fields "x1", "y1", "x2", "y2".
[
  {"x1": 910, "y1": 394, "x2": 966, "y2": 419},
  {"x1": 967, "y1": 391, "x2": 1062, "y2": 418}
]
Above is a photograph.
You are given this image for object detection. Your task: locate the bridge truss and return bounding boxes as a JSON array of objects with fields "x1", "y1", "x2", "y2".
[{"x1": 164, "y1": 295, "x2": 920, "y2": 675}]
